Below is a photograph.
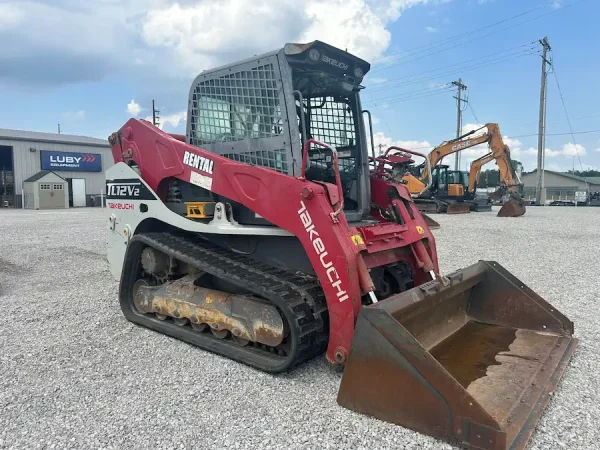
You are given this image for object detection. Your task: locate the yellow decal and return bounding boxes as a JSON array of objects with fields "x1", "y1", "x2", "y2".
[
  {"x1": 351, "y1": 234, "x2": 365, "y2": 245},
  {"x1": 416, "y1": 226, "x2": 424, "y2": 235}
]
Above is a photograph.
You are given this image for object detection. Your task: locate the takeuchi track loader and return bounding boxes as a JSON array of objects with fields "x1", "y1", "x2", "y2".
[{"x1": 106, "y1": 41, "x2": 576, "y2": 450}]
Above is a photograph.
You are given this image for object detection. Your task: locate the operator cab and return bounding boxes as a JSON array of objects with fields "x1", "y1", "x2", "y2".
[
  {"x1": 432, "y1": 165, "x2": 467, "y2": 199},
  {"x1": 185, "y1": 41, "x2": 372, "y2": 224},
  {"x1": 285, "y1": 42, "x2": 372, "y2": 221}
]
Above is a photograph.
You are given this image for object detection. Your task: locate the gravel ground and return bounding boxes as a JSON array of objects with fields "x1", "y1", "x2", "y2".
[{"x1": 0, "y1": 206, "x2": 598, "y2": 450}]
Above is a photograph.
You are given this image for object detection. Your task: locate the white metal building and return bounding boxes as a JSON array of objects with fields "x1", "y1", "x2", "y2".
[
  {"x1": 521, "y1": 169, "x2": 600, "y2": 203},
  {"x1": 0, "y1": 128, "x2": 113, "y2": 208},
  {"x1": 23, "y1": 171, "x2": 69, "y2": 209}
]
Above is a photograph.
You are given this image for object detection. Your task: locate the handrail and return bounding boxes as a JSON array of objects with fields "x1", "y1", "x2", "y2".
[
  {"x1": 362, "y1": 110, "x2": 376, "y2": 162},
  {"x1": 300, "y1": 138, "x2": 344, "y2": 222},
  {"x1": 382, "y1": 146, "x2": 433, "y2": 197},
  {"x1": 292, "y1": 90, "x2": 308, "y2": 145}
]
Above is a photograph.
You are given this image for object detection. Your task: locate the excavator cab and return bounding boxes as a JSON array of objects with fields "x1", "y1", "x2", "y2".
[
  {"x1": 427, "y1": 165, "x2": 470, "y2": 213},
  {"x1": 435, "y1": 166, "x2": 468, "y2": 198}
]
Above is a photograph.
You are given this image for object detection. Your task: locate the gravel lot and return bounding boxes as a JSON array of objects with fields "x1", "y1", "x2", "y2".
[{"x1": 0, "y1": 206, "x2": 598, "y2": 450}]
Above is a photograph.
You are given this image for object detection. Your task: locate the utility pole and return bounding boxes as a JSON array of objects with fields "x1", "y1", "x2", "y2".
[
  {"x1": 378, "y1": 143, "x2": 384, "y2": 156},
  {"x1": 152, "y1": 100, "x2": 160, "y2": 128},
  {"x1": 536, "y1": 37, "x2": 551, "y2": 206},
  {"x1": 57, "y1": 124, "x2": 61, "y2": 134},
  {"x1": 452, "y1": 78, "x2": 467, "y2": 171}
]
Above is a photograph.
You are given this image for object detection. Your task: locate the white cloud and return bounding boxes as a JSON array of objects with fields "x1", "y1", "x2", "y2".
[
  {"x1": 0, "y1": 4, "x2": 22, "y2": 30},
  {"x1": 145, "y1": 111, "x2": 188, "y2": 130},
  {"x1": 561, "y1": 143, "x2": 585, "y2": 156},
  {"x1": 595, "y1": 147, "x2": 600, "y2": 153},
  {"x1": 552, "y1": 1, "x2": 562, "y2": 10},
  {"x1": 372, "y1": 131, "x2": 432, "y2": 156},
  {"x1": 141, "y1": 0, "x2": 429, "y2": 74},
  {"x1": 525, "y1": 144, "x2": 585, "y2": 158},
  {"x1": 126, "y1": 99, "x2": 142, "y2": 117},
  {"x1": 500, "y1": 136, "x2": 522, "y2": 157},
  {"x1": 533, "y1": 147, "x2": 561, "y2": 157},
  {"x1": 425, "y1": 26, "x2": 437, "y2": 33},
  {"x1": 0, "y1": 0, "x2": 430, "y2": 87}
]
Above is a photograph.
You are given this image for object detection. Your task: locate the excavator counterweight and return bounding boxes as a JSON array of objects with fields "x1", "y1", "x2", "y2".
[{"x1": 106, "y1": 41, "x2": 575, "y2": 450}]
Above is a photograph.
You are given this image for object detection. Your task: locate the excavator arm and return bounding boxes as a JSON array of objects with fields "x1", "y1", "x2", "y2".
[
  {"x1": 468, "y1": 152, "x2": 495, "y2": 193},
  {"x1": 421, "y1": 129, "x2": 493, "y2": 183}
]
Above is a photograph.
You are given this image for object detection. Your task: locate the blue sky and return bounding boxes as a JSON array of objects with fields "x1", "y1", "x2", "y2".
[{"x1": 0, "y1": 0, "x2": 598, "y2": 172}]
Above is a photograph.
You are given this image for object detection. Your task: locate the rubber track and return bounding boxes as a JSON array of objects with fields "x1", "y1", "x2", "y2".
[{"x1": 119, "y1": 232, "x2": 329, "y2": 373}]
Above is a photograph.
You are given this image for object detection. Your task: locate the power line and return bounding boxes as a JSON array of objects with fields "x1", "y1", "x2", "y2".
[
  {"x1": 370, "y1": 0, "x2": 558, "y2": 65},
  {"x1": 508, "y1": 129, "x2": 600, "y2": 139},
  {"x1": 363, "y1": 87, "x2": 454, "y2": 108},
  {"x1": 367, "y1": 50, "x2": 539, "y2": 94},
  {"x1": 363, "y1": 91, "x2": 393, "y2": 135},
  {"x1": 467, "y1": 101, "x2": 480, "y2": 123},
  {"x1": 370, "y1": 0, "x2": 588, "y2": 74},
  {"x1": 551, "y1": 58, "x2": 588, "y2": 177},
  {"x1": 368, "y1": 84, "x2": 452, "y2": 103},
  {"x1": 367, "y1": 43, "x2": 535, "y2": 88}
]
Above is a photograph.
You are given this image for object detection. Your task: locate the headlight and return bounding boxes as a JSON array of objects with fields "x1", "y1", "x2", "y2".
[
  {"x1": 308, "y1": 49, "x2": 320, "y2": 62},
  {"x1": 353, "y1": 67, "x2": 364, "y2": 78}
]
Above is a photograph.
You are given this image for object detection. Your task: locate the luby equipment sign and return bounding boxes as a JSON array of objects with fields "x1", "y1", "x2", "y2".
[{"x1": 40, "y1": 150, "x2": 102, "y2": 172}]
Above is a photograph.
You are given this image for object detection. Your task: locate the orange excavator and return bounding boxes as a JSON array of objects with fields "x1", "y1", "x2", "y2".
[
  {"x1": 402, "y1": 123, "x2": 526, "y2": 217},
  {"x1": 466, "y1": 151, "x2": 525, "y2": 215}
]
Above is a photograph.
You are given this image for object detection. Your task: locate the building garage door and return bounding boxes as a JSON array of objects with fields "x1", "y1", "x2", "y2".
[{"x1": 39, "y1": 183, "x2": 65, "y2": 209}]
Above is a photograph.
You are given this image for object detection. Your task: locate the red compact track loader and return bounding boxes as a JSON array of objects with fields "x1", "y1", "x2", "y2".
[{"x1": 106, "y1": 41, "x2": 576, "y2": 450}]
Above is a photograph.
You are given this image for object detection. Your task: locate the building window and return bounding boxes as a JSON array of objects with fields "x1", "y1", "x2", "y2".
[
  {"x1": 53, "y1": 184, "x2": 63, "y2": 190},
  {"x1": 40, "y1": 184, "x2": 50, "y2": 190}
]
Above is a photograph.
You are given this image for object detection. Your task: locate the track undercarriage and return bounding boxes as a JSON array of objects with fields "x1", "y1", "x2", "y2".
[
  {"x1": 121, "y1": 232, "x2": 329, "y2": 372},
  {"x1": 414, "y1": 198, "x2": 471, "y2": 214}
]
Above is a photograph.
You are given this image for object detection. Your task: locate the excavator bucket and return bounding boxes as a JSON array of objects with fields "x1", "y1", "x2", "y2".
[
  {"x1": 421, "y1": 213, "x2": 441, "y2": 229},
  {"x1": 338, "y1": 261, "x2": 577, "y2": 450},
  {"x1": 497, "y1": 198, "x2": 526, "y2": 217}
]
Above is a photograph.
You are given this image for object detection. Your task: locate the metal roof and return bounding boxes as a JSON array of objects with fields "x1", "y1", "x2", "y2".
[
  {"x1": 525, "y1": 169, "x2": 600, "y2": 185},
  {"x1": 0, "y1": 128, "x2": 109, "y2": 147},
  {"x1": 23, "y1": 170, "x2": 65, "y2": 183}
]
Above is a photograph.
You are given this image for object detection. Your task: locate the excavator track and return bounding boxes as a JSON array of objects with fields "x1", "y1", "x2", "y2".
[{"x1": 119, "y1": 232, "x2": 329, "y2": 373}]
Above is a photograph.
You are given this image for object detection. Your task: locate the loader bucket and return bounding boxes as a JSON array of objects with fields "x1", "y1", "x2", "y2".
[{"x1": 338, "y1": 261, "x2": 577, "y2": 450}]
